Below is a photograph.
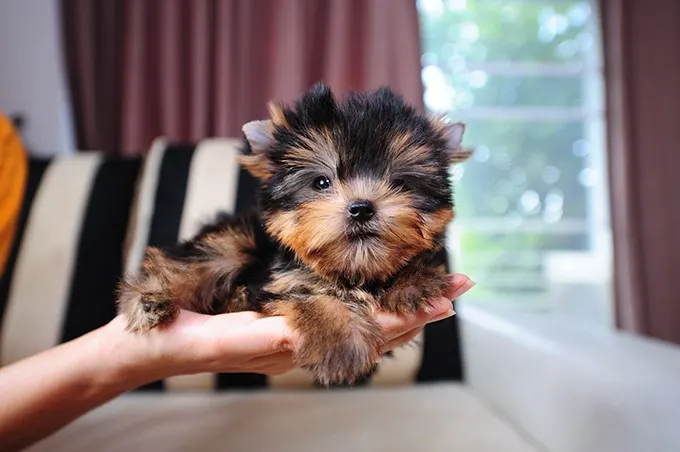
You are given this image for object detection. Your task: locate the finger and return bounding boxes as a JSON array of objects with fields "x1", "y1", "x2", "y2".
[
  {"x1": 443, "y1": 274, "x2": 476, "y2": 300},
  {"x1": 247, "y1": 350, "x2": 295, "y2": 367},
  {"x1": 376, "y1": 297, "x2": 451, "y2": 340},
  {"x1": 375, "y1": 312, "x2": 422, "y2": 340},
  {"x1": 252, "y1": 362, "x2": 297, "y2": 376},
  {"x1": 382, "y1": 327, "x2": 423, "y2": 353},
  {"x1": 247, "y1": 351, "x2": 296, "y2": 375}
]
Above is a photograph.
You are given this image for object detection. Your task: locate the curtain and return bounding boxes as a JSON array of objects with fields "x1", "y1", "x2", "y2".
[
  {"x1": 60, "y1": 0, "x2": 425, "y2": 156},
  {"x1": 600, "y1": 0, "x2": 680, "y2": 345}
]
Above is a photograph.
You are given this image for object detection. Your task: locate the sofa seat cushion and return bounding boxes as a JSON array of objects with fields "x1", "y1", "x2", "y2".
[{"x1": 26, "y1": 384, "x2": 540, "y2": 452}]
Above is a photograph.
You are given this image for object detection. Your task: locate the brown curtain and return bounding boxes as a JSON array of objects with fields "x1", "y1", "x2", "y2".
[
  {"x1": 601, "y1": 0, "x2": 680, "y2": 345},
  {"x1": 60, "y1": 0, "x2": 424, "y2": 156}
]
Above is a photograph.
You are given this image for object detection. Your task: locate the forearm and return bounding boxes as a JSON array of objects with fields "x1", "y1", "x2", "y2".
[{"x1": 0, "y1": 317, "x2": 158, "y2": 451}]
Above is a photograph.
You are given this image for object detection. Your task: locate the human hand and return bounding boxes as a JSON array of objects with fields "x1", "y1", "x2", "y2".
[
  {"x1": 377, "y1": 273, "x2": 475, "y2": 352},
  {"x1": 106, "y1": 273, "x2": 475, "y2": 383}
]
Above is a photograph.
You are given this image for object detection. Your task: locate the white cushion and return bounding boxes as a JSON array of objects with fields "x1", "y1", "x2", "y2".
[{"x1": 27, "y1": 384, "x2": 539, "y2": 452}]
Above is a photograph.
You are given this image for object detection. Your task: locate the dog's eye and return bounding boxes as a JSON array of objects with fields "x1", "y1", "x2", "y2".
[{"x1": 313, "y1": 176, "x2": 332, "y2": 190}]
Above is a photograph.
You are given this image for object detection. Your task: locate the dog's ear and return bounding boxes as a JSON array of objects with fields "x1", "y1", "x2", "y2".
[
  {"x1": 242, "y1": 119, "x2": 275, "y2": 152},
  {"x1": 430, "y1": 116, "x2": 472, "y2": 164},
  {"x1": 443, "y1": 121, "x2": 465, "y2": 149},
  {"x1": 240, "y1": 102, "x2": 291, "y2": 182},
  {"x1": 240, "y1": 119, "x2": 276, "y2": 181},
  {"x1": 442, "y1": 122, "x2": 472, "y2": 164}
]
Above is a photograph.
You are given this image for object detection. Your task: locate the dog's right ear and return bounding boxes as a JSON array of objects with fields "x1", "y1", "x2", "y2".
[
  {"x1": 240, "y1": 102, "x2": 290, "y2": 182},
  {"x1": 242, "y1": 119, "x2": 274, "y2": 152},
  {"x1": 240, "y1": 119, "x2": 276, "y2": 181}
]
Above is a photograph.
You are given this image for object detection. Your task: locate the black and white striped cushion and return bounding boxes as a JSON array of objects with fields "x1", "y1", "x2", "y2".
[
  {"x1": 0, "y1": 153, "x2": 141, "y2": 364},
  {"x1": 0, "y1": 138, "x2": 463, "y2": 391}
]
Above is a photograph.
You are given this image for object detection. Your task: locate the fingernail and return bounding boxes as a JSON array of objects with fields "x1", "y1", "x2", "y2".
[
  {"x1": 429, "y1": 308, "x2": 456, "y2": 323},
  {"x1": 451, "y1": 280, "x2": 476, "y2": 300},
  {"x1": 448, "y1": 274, "x2": 470, "y2": 286}
]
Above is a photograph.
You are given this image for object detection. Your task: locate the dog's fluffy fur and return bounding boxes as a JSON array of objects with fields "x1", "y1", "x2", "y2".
[{"x1": 117, "y1": 84, "x2": 470, "y2": 386}]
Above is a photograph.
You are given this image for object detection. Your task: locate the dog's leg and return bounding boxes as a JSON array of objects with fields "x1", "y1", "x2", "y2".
[
  {"x1": 116, "y1": 248, "x2": 183, "y2": 332},
  {"x1": 117, "y1": 219, "x2": 260, "y2": 332},
  {"x1": 263, "y1": 296, "x2": 385, "y2": 386},
  {"x1": 381, "y1": 264, "x2": 450, "y2": 314}
]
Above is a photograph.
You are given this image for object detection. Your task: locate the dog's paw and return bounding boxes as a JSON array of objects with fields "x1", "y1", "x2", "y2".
[
  {"x1": 297, "y1": 327, "x2": 384, "y2": 386},
  {"x1": 381, "y1": 267, "x2": 448, "y2": 314},
  {"x1": 117, "y1": 279, "x2": 178, "y2": 333},
  {"x1": 127, "y1": 297, "x2": 178, "y2": 332}
]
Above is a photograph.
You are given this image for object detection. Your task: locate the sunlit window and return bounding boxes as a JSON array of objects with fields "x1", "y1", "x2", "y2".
[{"x1": 418, "y1": 0, "x2": 612, "y2": 326}]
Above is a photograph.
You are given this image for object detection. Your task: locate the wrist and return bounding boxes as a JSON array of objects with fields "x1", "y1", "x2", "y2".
[
  {"x1": 92, "y1": 315, "x2": 166, "y2": 390},
  {"x1": 96, "y1": 311, "x2": 214, "y2": 387}
]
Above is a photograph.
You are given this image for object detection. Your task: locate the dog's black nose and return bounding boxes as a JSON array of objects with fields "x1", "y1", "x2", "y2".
[{"x1": 348, "y1": 200, "x2": 375, "y2": 222}]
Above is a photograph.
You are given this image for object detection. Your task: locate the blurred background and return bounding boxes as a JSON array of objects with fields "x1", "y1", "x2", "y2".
[
  {"x1": 0, "y1": 0, "x2": 614, "y2": 327},
  {"x1": 419, "y1": 0, "x2": 611, "y2": 326}
]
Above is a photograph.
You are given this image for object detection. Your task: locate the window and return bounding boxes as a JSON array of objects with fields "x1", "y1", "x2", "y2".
[{"x1": 418, "y1": 0, "x2": 612, "y2": 327}]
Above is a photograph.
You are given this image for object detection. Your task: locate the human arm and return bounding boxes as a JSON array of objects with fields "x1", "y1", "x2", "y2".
[{"x1": 0, "y1": 273, "x2": 474, "y2": 450}]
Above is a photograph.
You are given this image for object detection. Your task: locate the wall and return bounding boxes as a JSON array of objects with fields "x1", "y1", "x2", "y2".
[{"x1": 0, "y1": 0, "x2": 75, "y2": 156}]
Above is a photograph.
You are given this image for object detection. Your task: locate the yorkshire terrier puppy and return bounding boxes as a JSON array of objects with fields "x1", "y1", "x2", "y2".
[{"x1": 117, "y1": 83, "x2": 470, "y2": 386}]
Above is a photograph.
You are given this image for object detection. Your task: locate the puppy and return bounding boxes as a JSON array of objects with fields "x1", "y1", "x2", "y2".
[{"x1": 117, "y1": 83, "x2": 470, "y2": 386}]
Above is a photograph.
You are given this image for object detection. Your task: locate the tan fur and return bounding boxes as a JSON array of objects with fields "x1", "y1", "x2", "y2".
[
  {"x1": 263, "y1": 295, "x2": 383, "y2": 385},
  {"x1": 264, "y1": 268, "x2": 380, "y2": 306},
  {"x1": 382, "y1": 264, "x2": 449, "y2": 314},
  {"x1": 267, "y1": 102, "x2": 289, "y2": 127},
  {"x1": 266, "y1": 176, "x2": 449, "y2": 282},
  {"x1": 448, "y1": 147, "x2": 473, "y2": 164},
  {"x1": 428, "y1": 113, "x2": 451, "y2": 135},
  {"x1": 420, "y1": 207, "x2": 455, "y2": 242},
  {"x1": 117, "y1": 225, "x2": 258, "y2": 332},
  {"x1": 265, "y1": 268, "x2": 324, "y2": 296},
  {"x1": 283, "y1": 128, "x2": 339, "y2": 174},
  {"x1": 244, "y1": 123, "x2": 339, "y2": 184},
  {"x1": 239, "y1": 154, "x2": 275, "y2": 181},
  {"x1": 265, "y1": 174, "x2": 452, "y2": 283},
  {"x1": 427, "y1": 114, "x2": 473, "y2": 165},
  {"x1": 387, "y1": 131, "x2": 438, "y2": 172},
  {"x1": 260, "y1": 267, "x2": 384, "y2": 384},
  {"x1": 116, "y1": 248, "x2": 180, "y2": 332}
]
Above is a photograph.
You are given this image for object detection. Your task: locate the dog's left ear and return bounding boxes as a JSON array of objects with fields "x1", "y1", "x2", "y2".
[{"x1": 431, "y1": 116, "x2": 472, "y2": 164}]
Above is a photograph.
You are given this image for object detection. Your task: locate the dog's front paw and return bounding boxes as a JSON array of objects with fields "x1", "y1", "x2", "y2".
[
  {"x1": 382, "y1": 267, "x2": 449, "y2": 314},
  {"x1": 117, "y1": 279, "x2": 178, "y2": 333},
  {"x1": 129, "y1": 297, "x2": 178, "y2": 332},
  {"x1": 297, "y1": 327, "x2": 384, "y2": 386}
]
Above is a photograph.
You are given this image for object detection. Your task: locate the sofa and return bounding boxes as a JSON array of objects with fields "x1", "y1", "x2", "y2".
[{"x1": 2, "y1": 138, "x2": 679, "y2": 452}]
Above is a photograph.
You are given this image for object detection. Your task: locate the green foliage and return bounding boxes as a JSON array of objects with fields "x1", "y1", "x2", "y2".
[
  {"x1": 419, "y1": 0, "x2": 599, "y2": 303},
  {"x1": 420, "y1": 0, "x2": 592, "y2": 63}
]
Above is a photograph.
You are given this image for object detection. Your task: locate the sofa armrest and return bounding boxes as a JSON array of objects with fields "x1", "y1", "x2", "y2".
[{"x1": 460, "y1": 304, "x2": 680, "y2": 452}]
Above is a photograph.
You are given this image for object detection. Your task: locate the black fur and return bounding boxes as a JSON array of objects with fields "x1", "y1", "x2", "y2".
[{"x1": 259, "y1": 84, "x2": 454, "y2": 213}]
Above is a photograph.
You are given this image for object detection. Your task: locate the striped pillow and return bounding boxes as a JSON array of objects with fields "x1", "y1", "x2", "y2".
[
  {"x1": 0, "y1": 152, "x2": 141, "y2": 365},
  {"x1": 0, "y1": 138, "x2": 463, "y2": 391}
]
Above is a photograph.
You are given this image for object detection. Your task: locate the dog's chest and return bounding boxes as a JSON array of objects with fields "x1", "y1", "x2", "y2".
[{"x1": 260, "y1": 265, "x2": 385, "y2": 307}]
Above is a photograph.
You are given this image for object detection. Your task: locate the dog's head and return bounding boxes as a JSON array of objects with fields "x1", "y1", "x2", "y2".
[{"x1": 240, "y1": 83, "x2": 470, "y2": 282}]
